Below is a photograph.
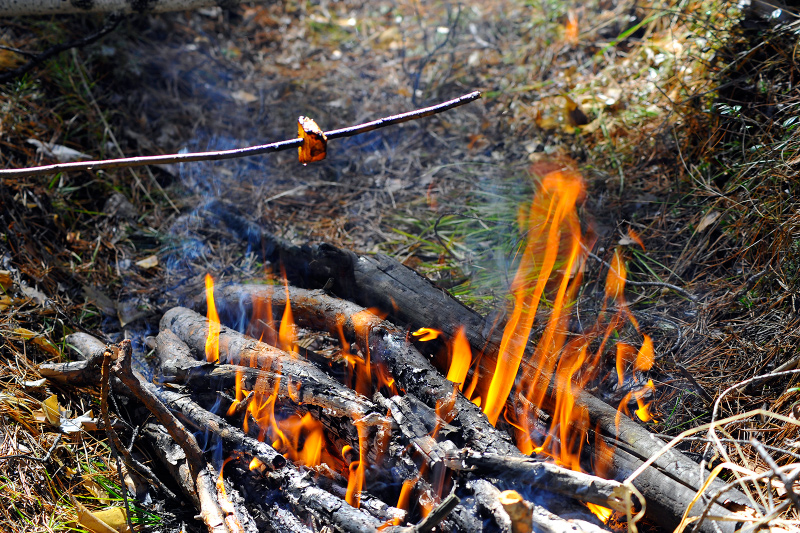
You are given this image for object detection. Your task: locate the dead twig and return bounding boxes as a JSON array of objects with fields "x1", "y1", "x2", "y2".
[
  {"x1": 0, "y1": 91, "x2": 482, "y2": 178},
  {"x1": 586, "y1": 251, "x2": 698, "y2": 302},
  {"x1": 0, "y1": 434, "x2": 62, "y2": 462},
  {"x1": 109, "y1": 340, "x2": 229, "y2": 533},
  {"x1": 0, "y1": 13, "x2": 123, "y2": 84},
  {"x1": 101, "y1": 346, "x2": 137, "y2": 533},
  {"x1": 407, "y1": 493, "x2": 460, "y2": 533}
]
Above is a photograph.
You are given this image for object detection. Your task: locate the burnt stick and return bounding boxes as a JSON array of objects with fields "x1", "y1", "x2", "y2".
[{"x1": 108, "y1": 340, "x2": 229, "y2": 533}]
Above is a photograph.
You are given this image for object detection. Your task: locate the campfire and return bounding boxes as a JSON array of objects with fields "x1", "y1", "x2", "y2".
[{"x1": 41, "y1": 169, "x2": 755, "y2": 533}]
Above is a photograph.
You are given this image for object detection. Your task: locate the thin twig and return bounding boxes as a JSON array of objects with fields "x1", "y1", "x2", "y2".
[
  {"x1": 408, "y1": 493, "x2": 460, "y2": 533},
  {"x1": 0, "y1": 91, "x2": 482, "y2": 178},
  {"x1": 751, "y1": 438, "x2": 800, "y2": 510},
  {"x1": 101, "y1": 347, "x2": 137, "y2": 533},
  {"x1": 100, "y1": 347, "x2": 177, "y2": 501},
  {"x1": 0, "y1": 13, "x2": 123, "y2": 85},
  {"x1": 0, "y1": 434, "x2": 62, "y2": 462},
  {"x1": 587, "y1": 250, "x2": 698, "y2": 301}
]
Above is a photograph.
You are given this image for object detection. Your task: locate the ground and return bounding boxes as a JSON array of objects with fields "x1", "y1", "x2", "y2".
[{"x1": 1, "y1": 0, "x2": 800, "y2": 531}]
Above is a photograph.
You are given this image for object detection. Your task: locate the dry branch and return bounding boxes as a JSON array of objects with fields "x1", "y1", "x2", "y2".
[
  {"x1": 65, "y1": 332, "x2": 108, "y2": 361},
  {"x1": 107, "y1": 340, "x2": 229, "y2": 533},
  {"x1": 445, "y1": 450, "x2": 629, "y2": 513}
]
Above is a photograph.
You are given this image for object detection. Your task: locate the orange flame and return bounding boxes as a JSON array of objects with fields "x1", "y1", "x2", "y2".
[
  {"x1": 205, "y1": 274, "x2": 220, "y2": 363},
  {"x1": 278, "y1": 283, "x2": 297, "y2": 353},
  {"x1": 345, "y1": 421, "x2": 368, "y2": 508},
  {"x1": 445, "y1": 327, "x2": 472, "y2": 390},
  {"x1": 587, "y1": 503, "x2": 613, "y2": 523},
  {"x1": 412, "y1": 327, "x2": 442, "y2": 342},
  {"x1": 483, "y1": 171, "x2": 586, "y2": 427}
]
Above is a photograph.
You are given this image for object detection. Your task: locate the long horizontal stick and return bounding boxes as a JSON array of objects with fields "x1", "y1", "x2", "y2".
[{"x1": 1, "y1": 91, "x2": 482, "y2": 178}]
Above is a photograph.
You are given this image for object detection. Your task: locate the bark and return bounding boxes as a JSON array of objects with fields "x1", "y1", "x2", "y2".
[
  {"x1": 0, "y1": 0, "x2": 239, "y2": 16},
  {"x1": 445, "y1": 450, "x2": 630, "y2": 513},
  {"x1": 65, "y1": 332, "x2": 107, "y2": 361}
]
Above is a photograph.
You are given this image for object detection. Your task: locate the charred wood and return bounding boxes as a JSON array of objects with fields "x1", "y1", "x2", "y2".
[
  {"x1": 208, "y1": 284, "x2": 618, "y2": 524},
  {"x1": 108, "y1": 340, "x2": 230, "y2": 533},
  {"x1": 160, "y1": 307, "x2": 377, "y2": 420},
  {"x1": 266, "y1": 466, "x2": 382, "y2": 533},
  {"x1": 469, "y1": 479, "x2": 609, "y2": 533},
  {"x1": 201, "y1": 225, "x2": 754, "y2": 533},
  {"x1": 444, "y1": 450, "x2": 629, "y2": 513},
  {"x1": 157, "y1": 387, "x2": 286, "y2": 470}
]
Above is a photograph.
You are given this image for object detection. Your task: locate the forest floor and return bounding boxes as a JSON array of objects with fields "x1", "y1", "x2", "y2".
[{"x1": 1, "y1": 0, "x2": 800, "y2": 531}]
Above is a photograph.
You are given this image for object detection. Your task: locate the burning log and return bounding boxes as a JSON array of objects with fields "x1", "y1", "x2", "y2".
[
  {"x1": 202, "y1": 201, "x2": 754, "y2": 533},
  {"x1": 160, "y1": 307, "x2": 377, "y2": 420},
  {"x1": 156, "y1": 386, "x2": 286, "y2": 471},
  {"x1": 204, "y1": 284, "x2": 632, "y2": 517},
  {"x1": 266, "y1": 466, "x2": 382, "y2": 533},
  {"x1": 444, "y1": 450, "x2": 629, "y2": 514}
]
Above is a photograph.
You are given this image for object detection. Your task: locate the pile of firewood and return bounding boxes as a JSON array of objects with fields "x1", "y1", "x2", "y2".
[{"x1": 38, "y1": 205, "x2": 756, "y2": 532}]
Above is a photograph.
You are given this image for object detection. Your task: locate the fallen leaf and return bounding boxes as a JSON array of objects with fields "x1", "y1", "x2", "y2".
[
  {"x1": 83, "y1": 478, "x2": 111, "y2": 505},
  {"x1": 0, "y1": 270, "x2": 12, "y2": 290},
  {"x1": 13, "y1": 327, "x2": 60, "y2": 357},
  {"x1": 298, "y1": 116, "x2": 327, "y2": 164},
  {"x1": 71, "y1": 495, "x2": 129, "y2": 533},
  {"x1": 378, "y1": 26, "x2": 401, "y2": 46},
  {"x1": 22, "y1": 378, "x2": 48, "y2": 389},
  {"x1": 696, "y1": 211, "x2": 721, "y2": 233},
  {"x1": 42, "y1": 394, "x2": 62, "y2": 426},
  {"x1": 564, "y1": 94, "x2": 589, "y2": 127},
  {"x1": 20, "y1": 284, "x2": 48, "y2": 306},
  {"x1": 135, "y1": 255, "x2": 159, "y2": 269}
]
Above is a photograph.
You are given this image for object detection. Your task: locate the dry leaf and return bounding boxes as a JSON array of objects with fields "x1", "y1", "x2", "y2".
[
  {"x1": 71, "y1": 495, "x2": 129, "y2": 533},
  {"x1": 42, "y1": 394, "x2": 62, "y2": 426},
  {"x1": 13, "y1": 327, "x2": 60, "y2": 357},
  {"x1": 135, "y1": 255, "x2": 159, "y2": 269},
  {"x1": 0, "y1": 269, "x2": 12, "y2": 290},
  {"x1": 83, "y1": 478, "x2": 111, "y2": 505},
  {"x1": 27, "y1": 139, "x2": 91, "y2": 162},
  {"x1": 564, "y1": 95, "x2": 589, "y2": 127},
  {"x1": 297, "y1": 116, "x2": 328, "y2": 164},
  {"x1": 696, "y1": 211, "x2": 720, "y2": 233}
]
